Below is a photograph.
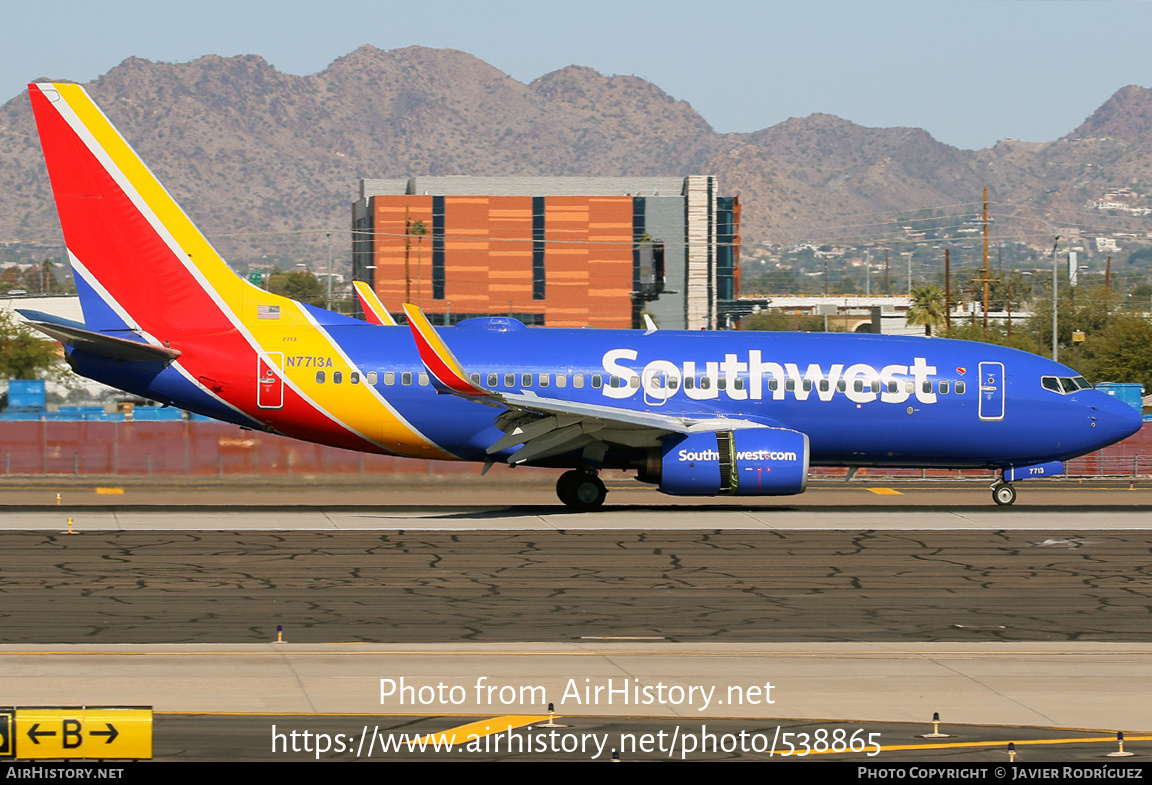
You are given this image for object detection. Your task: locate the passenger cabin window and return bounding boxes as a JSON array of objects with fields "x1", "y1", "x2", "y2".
[
  {"x1": 574, "y1": 374, "x2": 585, "y2": 389},
  {"x1": 539, "y1": 374, "x2": 549, "y2": 388},
  {"x1": 556, "y1": 375, "x2": 567, "y2": 388},
  {"x1": 350, "y1": 372, "x2": 360, "y2": 385},
  {"x1": 686, "y1": 376, "x2": 696, "y2": 390},
  {"x1": 522, "y1": 373, "x2": 533, "y2": 388},
  {"x1": 955, "y1": 381, "x2": 966, "y2": 394},
  {"x1": 734, "y1": 378, "x2": 744, "y2": 391},
  {"x1": 837, "y1": 380, "x2": 847, "y2": 392},
  {"x1": 418, "y1": 372, "x2": 429, "y2": 386},
  {"x1": 333, "y1": 371, "x2": 343, "y2": 385},
  {"x1": 368, "y1": 372, "x2": 378, "y2": 385},
  {"x1": 939, "y1": 381, "x2": 949, "y2": 394},
  {"x1": 785, "y1": 379, "x2": 795, "y2": 392},
  {"x1": 819, "y1": 380, "x2": 829, "y2": 393},
  {"x1": 802, "y1": 379, "x2": 813, "y2": 392},
  {"x1": 383, "y1": 372, "x2": 394, "y2": 386},
  {"x1": 469, "y1": 373, "x2": 480, "y2": 385},
  {"x1": 700, "y1": 377, "x2": 711, "y2": 390},
  {"x1": 316, "y1": 371, "x2": 325, "y2": 384},
  {"x1": 488, "y1": 373, "x2": 498, "y2": 387},
  {"x1": 592, "y1": 375, "x2": 602, "y2": 388},
  {"x1": 505, "y1": 373, "x2": 515, "y2": 388},
  {"x1": 717, "y1": 378, "x2": 727, "y2": 391},
  {"x1": 401, "y1": 372, "x2": 412, "y2": 386}
]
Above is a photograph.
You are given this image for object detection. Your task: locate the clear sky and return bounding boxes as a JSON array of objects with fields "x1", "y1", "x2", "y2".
[{"x1": 4, "y1": 0, "x2": 1151, "y2": 150}]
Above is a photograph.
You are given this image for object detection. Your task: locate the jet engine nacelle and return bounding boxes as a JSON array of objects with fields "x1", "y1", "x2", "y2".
[{"x1": 658, "y1": 427, "x2": 810, "y2": 496}]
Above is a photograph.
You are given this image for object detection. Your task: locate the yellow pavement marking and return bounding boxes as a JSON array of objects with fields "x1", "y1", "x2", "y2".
[
  {"x1": 413, "y1": 715, "x2": 550, "y2": 747},
  {"x1": 866, "y1": 488, "x2": 903, "y2": 495},
  {"x1": 787, "y1": 735, "x2": 1152, "y2": 757},
  {"x1": 95, "y1": 487, "x2": 125, "y2": 495}
]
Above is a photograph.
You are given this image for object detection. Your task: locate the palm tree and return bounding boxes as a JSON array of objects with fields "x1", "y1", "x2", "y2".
[{"x1": 907, "y1": 284, "x2": 946, "y2": 336}]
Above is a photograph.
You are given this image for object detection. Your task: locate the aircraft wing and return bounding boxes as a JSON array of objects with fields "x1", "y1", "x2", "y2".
[
  {"x1": 403, "y1": 305, "x2": 770, "y2": 465},
  {"x1": 354, "y1": 281, "x2": 397, "y2": 326}
]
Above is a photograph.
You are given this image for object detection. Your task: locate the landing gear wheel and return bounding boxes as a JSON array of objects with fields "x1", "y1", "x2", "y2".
[
  {"x1": 557, "y1": 470, "x2": 607, "y2": 510},
  {"x1": 992, "y1": 482, "x2": 1017, "y2": 506}
]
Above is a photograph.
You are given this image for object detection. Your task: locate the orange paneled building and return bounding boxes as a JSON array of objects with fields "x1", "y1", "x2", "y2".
[{"x1": 352, "y1": 176, "x2": 737, "y2": 330}]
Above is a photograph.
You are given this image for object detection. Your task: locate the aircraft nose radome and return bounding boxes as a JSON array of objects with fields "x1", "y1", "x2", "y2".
[{"x1": 1094, "y1": 392, "x2": 1144, "y2": 445}]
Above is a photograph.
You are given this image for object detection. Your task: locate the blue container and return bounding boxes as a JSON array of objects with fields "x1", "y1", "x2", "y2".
[{"x1": 7, "y1": 380, "x2": 46, "y2": 410}]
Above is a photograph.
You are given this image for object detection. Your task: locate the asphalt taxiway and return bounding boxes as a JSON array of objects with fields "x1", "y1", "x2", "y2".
[{"x1": 2, "y1": 479, "x2": 1150, "y2": 760}]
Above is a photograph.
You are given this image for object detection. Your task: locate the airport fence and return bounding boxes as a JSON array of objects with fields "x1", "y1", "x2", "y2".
[{"x1": 0, "y1": 421, "x2": 1149, "y2": 479}]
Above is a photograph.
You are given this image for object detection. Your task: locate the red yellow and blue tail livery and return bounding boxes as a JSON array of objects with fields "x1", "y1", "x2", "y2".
[{"x1": 22, "y1": 82, "x2": 1142, "y2": 508}]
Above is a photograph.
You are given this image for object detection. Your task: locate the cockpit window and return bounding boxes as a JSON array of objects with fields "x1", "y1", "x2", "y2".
[{"x1": 1042, "y1": 375, "x2": 1091, "y2": 395}]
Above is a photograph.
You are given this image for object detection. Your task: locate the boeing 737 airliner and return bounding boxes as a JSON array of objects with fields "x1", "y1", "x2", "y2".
[{"x1": 21, "y1": 82, "x2": 1143, "y2": 508}]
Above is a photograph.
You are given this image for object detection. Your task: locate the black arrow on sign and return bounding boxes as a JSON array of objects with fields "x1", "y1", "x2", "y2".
[
  {"x1": 90, "y1": 723, "x2": 119, "y2": 744},
  {"x1": 27, "y1": 724, "x2": 56, "y2": 744}
]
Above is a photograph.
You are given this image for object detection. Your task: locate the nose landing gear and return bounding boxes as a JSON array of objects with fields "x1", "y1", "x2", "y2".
[
  {"x1": 557, "y1": 470, "x2": 607, "y2": 510},
  {"x1": 992, "y1": 481, "x2": 1017, "y2": 506}
]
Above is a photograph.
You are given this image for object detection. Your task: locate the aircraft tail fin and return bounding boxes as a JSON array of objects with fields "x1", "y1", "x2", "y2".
[
  {"x1": 354, "y1": 281, "x2": 397, "y2": 326},
  {"x1": 27, "y1": 82, "x2": 309, "y2": 342}
]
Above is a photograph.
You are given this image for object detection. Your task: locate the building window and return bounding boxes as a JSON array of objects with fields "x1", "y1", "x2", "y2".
[
  {"x1": 532, "y1": 196, "x2": 545, "y2": 300},
  {"x1": 432, "y1": 196, "x2": 445, "y2": 300}
]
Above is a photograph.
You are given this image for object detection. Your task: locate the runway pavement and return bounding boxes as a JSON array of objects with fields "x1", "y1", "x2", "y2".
[{"x1": 2, "y1": 479, "x2": 1150, "y2": 759}]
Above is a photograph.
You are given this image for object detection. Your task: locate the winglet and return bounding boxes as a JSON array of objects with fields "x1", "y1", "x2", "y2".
[
  {"x1": 353, "y1": 281, "x2": 397, "y2": 326},
  {"x1": 643, "y1": 314, "x2": 658, "y2": 334},
  {"x1": 402, "y1": 304, "x2": 490, "y2": 397}
]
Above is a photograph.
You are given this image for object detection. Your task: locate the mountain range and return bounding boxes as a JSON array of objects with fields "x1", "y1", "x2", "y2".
[{"x1": 2, "y1": 45, "x2": 1151, "y2": 265}]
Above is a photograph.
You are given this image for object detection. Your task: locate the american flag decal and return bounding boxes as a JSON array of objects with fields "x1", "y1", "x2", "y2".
[{"x1": 258, "y1": 305, "x2": 280, "y2": 320}]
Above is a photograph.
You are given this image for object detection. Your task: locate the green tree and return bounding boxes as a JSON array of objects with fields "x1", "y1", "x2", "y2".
[
  {"x1": 268, "y1": 270, "x2": 325, "y2": 307},
  {"x1": 1081, "y1": 313, "x2": 1152, "y2": 389},
  {"x1": 0, "y1": 310, "x2": 68, "y2": 380},
  {"x1": 906, "y1": 284, "x2": 946, "y2": 336}
]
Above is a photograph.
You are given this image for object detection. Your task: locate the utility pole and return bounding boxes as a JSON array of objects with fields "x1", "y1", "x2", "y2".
[
  {"x1": 325, "y1": 232, "x2": 333, "y2": 311},
  {"x1": 944, "y1": 248, "x2": 951, "y2": 330},
  {"x1": 1051, "y1": 236, "x2": 1060, "y2": 362},
  {"x1": 1105, "y1": 255, "x2": 1112, "y2": 293},
  {"x1": 982, "y1": 187, "x2": 990, "y2": 330},
  {"x1": 884, "y1": 250, "x2": 889, "y2": 295}
]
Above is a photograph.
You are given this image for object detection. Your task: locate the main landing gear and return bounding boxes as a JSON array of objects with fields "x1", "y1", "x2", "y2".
[
  {"x1": 557, "y1": 470, "x2": 607, "y2": 510},
  {"x1": 992, "y1": 480, "x2": 1017, "y2": 506}
]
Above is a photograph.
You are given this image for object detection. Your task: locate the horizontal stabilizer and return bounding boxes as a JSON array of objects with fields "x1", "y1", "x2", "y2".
[{"x1": 22, "y1": 319, "x2": 181, "y2": 363}]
